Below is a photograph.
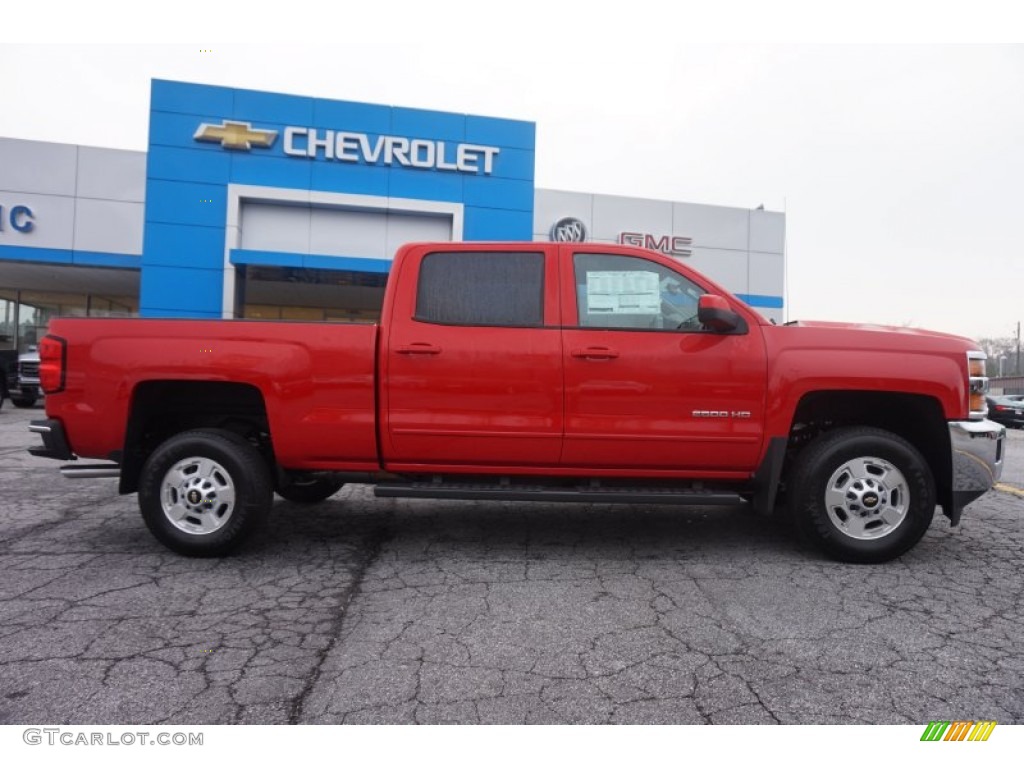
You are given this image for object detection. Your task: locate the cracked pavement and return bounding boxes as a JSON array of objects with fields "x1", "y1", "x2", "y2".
[{"x1": 1, "y1": 405, "x2": 1021, "y2": 724}]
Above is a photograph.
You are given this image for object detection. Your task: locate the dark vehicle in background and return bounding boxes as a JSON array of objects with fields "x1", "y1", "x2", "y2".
[
  {"x1": 986, "y1": 395, "x2": 1024, "y2": 429},
  {"x1": 0, "y1": 349, "x2": 14, "y2": 408},
  {"x1": 2, "y1": 347, "x2": 41, "y2": 408}
]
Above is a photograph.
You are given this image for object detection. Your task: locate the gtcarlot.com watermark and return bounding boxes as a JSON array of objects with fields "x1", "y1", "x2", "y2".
[{"x1": 23, "y1": 728, "x2": 203, "y2": 747}]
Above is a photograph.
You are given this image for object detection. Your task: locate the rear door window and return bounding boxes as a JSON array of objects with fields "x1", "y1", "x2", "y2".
[{"x1": 415, "y1": 251, "x2": 545, "y2": 327}]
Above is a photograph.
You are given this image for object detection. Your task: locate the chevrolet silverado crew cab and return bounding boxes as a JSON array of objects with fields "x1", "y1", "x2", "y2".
[{"x1": 29, "y1": 242, "x2": 1005, "y2": 563}]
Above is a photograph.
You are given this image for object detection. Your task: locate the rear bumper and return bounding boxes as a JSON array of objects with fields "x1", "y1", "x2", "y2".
[
  {"x1": 947, "y1": 419, "x2": 1005, "y2": 523},
  {"x1": 28, "y1": 419, "x2": 75, "y2": 461}
]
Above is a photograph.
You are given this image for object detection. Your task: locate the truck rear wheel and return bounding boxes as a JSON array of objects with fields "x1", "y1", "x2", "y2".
[
  {"x1": 12, "y1": 395, "x2": 37, "y2": 408},
  {"x1": 138, "y1": 430, "x2": 272, "y2": 557},
  {"x1": 788, "y1": 427, "x2": 935, "y2": 563}
]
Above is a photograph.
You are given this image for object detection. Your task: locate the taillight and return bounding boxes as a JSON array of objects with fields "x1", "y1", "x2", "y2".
[
  {"x1": 39, "y1": 335, "x2": 66, "y2": 394},
  {"x1": 966, "y1": 351, "x2": 988, "y2": 419}
]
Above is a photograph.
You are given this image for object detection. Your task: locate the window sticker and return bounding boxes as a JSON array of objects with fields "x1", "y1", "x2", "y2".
[{"x1": 585, "y1": 271, "x2": 660, "y2": 315}]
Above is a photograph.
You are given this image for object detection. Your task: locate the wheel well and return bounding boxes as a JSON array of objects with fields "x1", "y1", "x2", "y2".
[
  {"x1": 784, "y1": 391, "x2": 952, "y2": 515},
  {"x1": 119, "y1": 381, "x2": 272, "y2": 494}
]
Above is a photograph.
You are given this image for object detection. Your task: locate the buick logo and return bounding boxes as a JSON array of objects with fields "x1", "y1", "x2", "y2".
[{"x1": 550, "y1": 217, "x2": 587, "y2": 242}]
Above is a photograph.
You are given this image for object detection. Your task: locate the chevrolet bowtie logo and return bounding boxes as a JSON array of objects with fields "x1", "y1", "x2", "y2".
[{"x1": 193, "y1": 120, "x2": 278, "y2": 151}]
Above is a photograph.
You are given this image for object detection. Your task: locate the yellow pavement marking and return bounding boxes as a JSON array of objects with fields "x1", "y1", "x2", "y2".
[{"x1": 995, "y1": 483, "x2": 1024, "y2": 498}]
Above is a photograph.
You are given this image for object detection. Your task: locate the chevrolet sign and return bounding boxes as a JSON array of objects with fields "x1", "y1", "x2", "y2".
[
  {"x1": 283, "y1": 128, "x2": 500, "y2": 175},
  {"x1": 194, "y1": 119, "x2": 501, "y2": 175}
]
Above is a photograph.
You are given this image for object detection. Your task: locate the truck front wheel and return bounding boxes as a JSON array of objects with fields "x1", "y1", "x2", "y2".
[
  {"x1": 138, "y1": 430, "x2": 272, "y2": 557},
  {"x1": 788, "y1": 427, "x2": 935, "y2": 563}
]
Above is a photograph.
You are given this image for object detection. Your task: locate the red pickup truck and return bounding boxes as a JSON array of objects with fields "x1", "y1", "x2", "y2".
[{"x1": 29, "y1": 242, "x2": 1005, "y2": 563}]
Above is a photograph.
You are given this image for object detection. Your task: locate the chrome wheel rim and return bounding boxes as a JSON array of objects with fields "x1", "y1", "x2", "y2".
[
  {"x1": 161, "y1": 457, "x2": 236, "y2": 535},
  {"x1": 824, "y1": 456, "x2": 909, "y2": 540}
]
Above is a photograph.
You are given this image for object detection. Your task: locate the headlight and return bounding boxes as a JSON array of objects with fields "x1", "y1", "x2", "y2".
[{"x1": 967, "y1": 351, "x2": 988, "y2": 418}]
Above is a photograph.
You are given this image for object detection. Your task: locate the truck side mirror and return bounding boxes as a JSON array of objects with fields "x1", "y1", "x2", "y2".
[{"x1": 698, "y1": 295, "x2": 743, "y2": 333}]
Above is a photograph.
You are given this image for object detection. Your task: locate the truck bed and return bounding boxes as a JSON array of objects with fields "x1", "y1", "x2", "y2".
[{"x1": 44, "y1": 318, "x2": 380, "y2": 470}]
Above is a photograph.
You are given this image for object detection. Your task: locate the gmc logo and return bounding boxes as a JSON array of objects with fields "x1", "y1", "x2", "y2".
[{"x1": 619, "y1": 232, "x2": 692, "y2": 258}]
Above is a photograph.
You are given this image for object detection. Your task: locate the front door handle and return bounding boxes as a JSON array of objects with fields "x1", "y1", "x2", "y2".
[
  {"x1": 571, "y1": 347, "x2": 619, "y2": 360},
  {"x1": 396, "y1": 343, "x2": 442, "y2": 355}
]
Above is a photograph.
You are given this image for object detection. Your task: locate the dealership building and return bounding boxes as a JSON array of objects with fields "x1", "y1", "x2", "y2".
[{"x1": 0, "y1": 79, "x2": 784, "y2": 352}]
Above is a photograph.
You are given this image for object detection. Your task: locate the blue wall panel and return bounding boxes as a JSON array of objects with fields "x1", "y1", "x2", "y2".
[
  {"x1": 0, "y1": 245, "x2": 72, "y2": 265},
  {"x1": 229, "y1": 249, "x2": 305, "y2": 268},
  {"x1": 151, "y1": 80, "x2": 233, "y2": 116},
  {"x1": 144, "y1": 223, "x2": 226, "y2": 269},
  {"x1": 466, "y1": 115, "x2": 535, "y2": 150},
  {"x1": 140, "y1": 264, "x2": 223, "y2": 316},
  {"x1": 232, "y1": 88, "x2": 314, "y2": 126},
  {"x1": 462, "y1": 207, "x2": 533, "y2": 240},
  {"x1": 230, "y1": 152, "x2": 313, "y2": 190},
  {"x1": 1, "y1": 246, "x2": 139, "y2": 269},
  {"x1": 73, "y1": 251, "x2": 141, "y2": 269},
  {"x1": 145, "y1": 180, "x2": 227, "y2": 228},
  {"x1": 138, "y1": 307, "x2": 224, "y2": 319},
  {"x1": 391, "y1": 108, "x2": 466, "y2": 141},
  {"x1": 312, "y1": 99, "x2": 391, "y2": 133},
  {"x1": 304, "y1": 254, "x2": 392, "y2": 273},
  {"x1": 231, "y1": 250, "x2": 393, "y2": 274},
  {"x1": 486, "y1": 148, "x2": 535, "y2": 181},
  {"x1": 148, "y1": 145, "x2": 231, "y2": 184},
  {"x1": 736, "y1": 294, "x2": 785, "y2": 309},
  {"x1": 463, "y1": 176, "x2": 533, "y2": 212},
  {"x1": 389, "y1": 168, "x2": 463, "y2": 203},
  {"x1": 309, "y1": 160, "x2": 389, "y2": 197}
]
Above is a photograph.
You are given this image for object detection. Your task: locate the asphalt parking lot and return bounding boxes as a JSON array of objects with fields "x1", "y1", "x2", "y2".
[{"x1": 0, "y1": 404, "x2": 1021, "y2": 725}]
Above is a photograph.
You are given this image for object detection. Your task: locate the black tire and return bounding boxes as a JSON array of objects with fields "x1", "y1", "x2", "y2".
[
  {"x1": 275, "y1": 476, "x2": 345, "y2": 503},
  {"x1": 138, "y1": 430, "x2": 273, "y2": 557},
  {"x1": 788, "y1": 427, "x2": 935, "y2": 563},
  {"x1": 12, "y1": 395, "x2": 37, "y2": 408}
]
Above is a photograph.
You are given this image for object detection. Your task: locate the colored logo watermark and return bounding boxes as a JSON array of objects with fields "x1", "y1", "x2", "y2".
[{"x1": 920, "y1": 720, "x2": 996, "y2": 742}]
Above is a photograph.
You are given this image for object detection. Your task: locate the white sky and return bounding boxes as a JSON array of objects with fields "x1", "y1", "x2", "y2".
[{"x1": 2, "y1": 3, "x2": 1022, "y2": 341}]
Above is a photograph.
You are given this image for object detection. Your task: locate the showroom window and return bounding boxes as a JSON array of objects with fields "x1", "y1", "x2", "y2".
[
  {"x1": 415, "y1": 251, "x2": 544, "y2": 327},
  {"x1": 239, "y1": 265, "x2": 388, "y2": 323},
  {"x1": 0, "y1": 289, "x2": 138, "y2": 352}
]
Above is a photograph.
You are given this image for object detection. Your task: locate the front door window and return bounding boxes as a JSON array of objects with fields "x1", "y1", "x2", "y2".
[{"x1": 574, "y1": 253, "x2": 705, "y2": 332}]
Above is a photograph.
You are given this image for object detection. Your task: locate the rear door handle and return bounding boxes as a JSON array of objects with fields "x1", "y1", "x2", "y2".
[
  {"x1": 571, "y1": 347, "x2": 619, "y2": 360},
  {"x1": 396, "y1": 343, "x2": 442, "y2": 355}
]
